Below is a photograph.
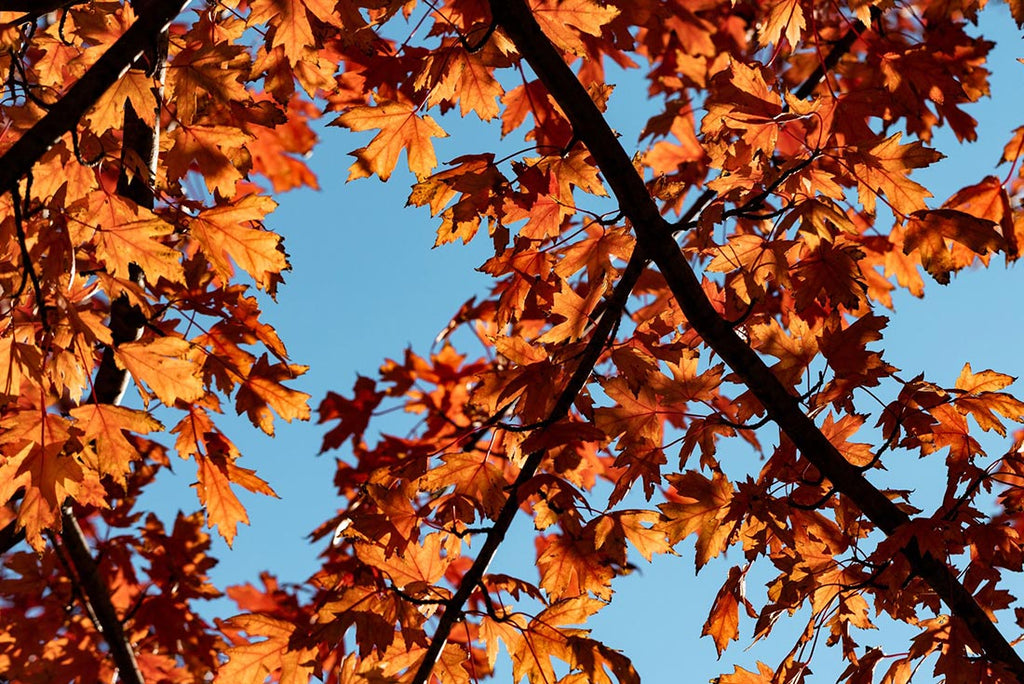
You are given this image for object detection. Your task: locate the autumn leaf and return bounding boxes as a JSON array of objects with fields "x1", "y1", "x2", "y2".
[
  {"x1": 759, "y1": 0, "x2": 805, "y2": 48},
  {"x1": 247, "y1": 0, "x2": 333, "y2": 64},
  {"x1": 532, "y1": 0, "x2": 620, "y2": 55},
  {"x1": 70, "y1": 404, "x2": 162, "y2": 487},
  {"x1": 658, "y1": 471, "x2": 735, "y2": 569},
  {"x1": 114, "y1": 337, "x2": 206, "y2": 407},
  {"x1": 188, "y1": 195, "x2": 288, "y2": 292},
  {"x1": 903, "y1": 209, "x2": 1002, "y2": 284},
  {"x1": 852, "y1": 133, "x2": 943, "y2": 215},
  {"x1": 235, "y1": 354, "x2": 311, "y2": 435},
  {"x1": 165, "y1": 124, "x2": 253, "y2": 197},
  {"x1": 355, "y1": 532, "x2": 452, "y2": 591},
  {"x1": 332, "y1": 99, "x2": 448, "y2": 181},
  {"x1": 951, "y1": 362, "x2": 1024, "y2": 435},
  {"x1": 216, "y1": 614, "x2": 315, "y2": 683},
  {"x1": 703, "y1": 566, "x2": 749, "y2": 656},
  {"x1": 537, "y1": 533, "x2": 615, "y2": 601},
  {"x1": 195, "y1": 452, "x2": 277, "y2": 547},
  {"x1": 717, "y1": 662, "x2": 775, "y2": 683},
  {"x1": 88, "y1": 68, "x2": 156, "y2": 133},
  {"x1": 69, "y1": 191, "x2": 184, "y2": 285}
]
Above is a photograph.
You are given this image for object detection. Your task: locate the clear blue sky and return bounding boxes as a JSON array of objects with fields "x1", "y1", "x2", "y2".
[{"x1": 139, "y1": 4, "x2": 1024, "y2": 680}]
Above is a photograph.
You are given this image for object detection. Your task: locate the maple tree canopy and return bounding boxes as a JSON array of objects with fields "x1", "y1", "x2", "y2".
[{"x1": 2, "y1": 0, "x2": 1024, "y2": 682}]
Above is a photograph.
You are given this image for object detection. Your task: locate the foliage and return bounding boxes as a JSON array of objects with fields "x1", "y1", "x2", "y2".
[{"x1": 1, "y1": 0, "x2": 1024, "y2": 682}]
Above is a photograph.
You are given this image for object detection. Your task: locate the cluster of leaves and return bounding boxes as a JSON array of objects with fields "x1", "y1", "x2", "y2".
[{"x1": 3, "y1": 0, "x2": 1024, "y2": 683}]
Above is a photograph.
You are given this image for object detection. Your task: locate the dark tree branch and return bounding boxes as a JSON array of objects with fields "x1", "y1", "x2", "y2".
[
  {"x1": 0, "y1": 2, "x2": 177, "y2": 682},
  {"x1": 0, "y1": 0, "x2": 188, "y2": 194},
  {"x1": 59, "y1": 510, "x2": 143, "y2": 684},
  {"x1": 483, "y1": 0, "x2": 1024, "y2": 680},
  {"x1": 410, "y1": 225, "x2": 649, "y2": 683},
  {"x1": 54, "y1": 5, "x2": 170, "y2": 682}
]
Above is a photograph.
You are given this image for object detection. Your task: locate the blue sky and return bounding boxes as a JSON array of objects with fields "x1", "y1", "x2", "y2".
[{"x1": 138, "y1": 3, "x2": 1024, "y2": 680}]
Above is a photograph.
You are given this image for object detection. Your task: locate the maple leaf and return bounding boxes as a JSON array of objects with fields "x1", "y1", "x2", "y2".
[
  {"x1": 717, "y1": 662, "x2": 775, "y2": 683},
  {"x1": 419, "y1": 452, "x2": 507, "y2": 519},
  {"x1": 760, "y1": 0, "x2": 805, "y2": 48},
  {"x1": 68, "y1": 191, "x2": 184, "y2": 285},
  {"x1": 165, "y1": 124, "x2": 253, "y2": 197},
  {"x1": 332, "y1": 99, "x2": 448, "y2": 181},
  {"x1": 0, "y1": 411, "x2": 93, "y2": 551},
  {"x1": 70, "y1": 404, "x2": 162, "y2": 488},
  {"x1": 216, "y1": 614, "x2": 315, "y2": 683},
  {"x1": 188, "y1": 195, "x2": 288, "y2": 293},
  {"x1": 707, "y1": 234, "x2": 793, "y2": 303},
  {"x1": 195, "y1": 452, "x2": 277, "y2": 546},
  {"x1": 88, "y1": 68, "x2": 157, "y2": 133},
  {"x1": 851, "y1": 133, "x2": 943, "y2": 216},
  {"x1": 536, "y1": 278, "x2": 605, "y2": 344},
  {"x1": 951, "y1": 362, "x2": 1024, "y2": 436},
  {"x1": 658, "y1": 471, "x2": 735, "y2": 569},
  {"x1": 531, "y1": 0, "x2": 620, "y2": 55},
  {"x1": 595, "y1": 378, "x2": 666, "y2": 445},
  {"x1": 418, "y1": 45, "x2": 505, "y2": 121},
  {"x1": 537, "y1": 533, "x2": 615, "y2": 601},
  {"x1": 703, "y1": 565, "x2": 751, "y2": 656},
  {"x1": 168, "y1": 40, "x2": 250, "y2": 125},
  {"x1": 592, "y1": 510, "x2": 672, "y2": 562},
  {"x1": 247, "y1": 0, "x2": 332, "y2": 64},
  {"x1": 903, "y1": 209, "x2": 1002, "y2": 284},
  {"x1": 355, "y1": 532, "x2": 452, "y2": 591},
  {"x1": 114, "y1": 337, "x2": 205, "y2": 407},
  {"x1": 235, "y1": 354, "x2": 311, "y2": 436},
  {"x1": 318, "y1": 376, "x2": 384, "y2": 452},
  {"x1": 942, "y1": 177, "x2": 1016, "y2": 259}
]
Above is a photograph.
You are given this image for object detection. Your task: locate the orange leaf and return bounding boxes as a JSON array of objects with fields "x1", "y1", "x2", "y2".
[
  {"x1": 702, "y1": 565, "x2": 748, "y2": 656},
  {"x1": 532, "y1": 0, "x2": 620, "y2": 55},
  {"x1": 70, "y1": 404, "x2": 162, "y2": 487},
  {"x1": 216, "y1": 614, "x2": 315, "y2": 684},
  {"x1": 658, "y1": 471, "x2": 734, "y2": 569},
  {"x1": 69, "y1": 192, "x2": 184, "y2": 285},
  {"x1": 355, "y1": 532, "x2": 452, "y2": 590},
  {"x1": 903, "y1": 209, "x2": 1002, "y2": 284},
  {"x1": 332, "y1": 99, "x2": 448, "y2": 181},
  {"x1": 195, "y1": 452, "x2": 276, "y2": 546},
  {"x1": 189, "y1": 195, "x2": 287, "y2": 292},
  {"x1": 235, "y1": 354, "x2": 311, "y2": 436},
  {"x1": 759, "y1": 0, "x2": 805, "y2": 48},
  {"x1": 88, "y1": 68, "x2": 157, "y2": 133},
  {"x1": 537, "y1": 534, "x2": 615, "y2": 601},
  {"x1": 165, "y1": 124, "x2": 252, "y2": 197},
  {"x1": 853, "y1": 133, "x2": 942, "y2": 215},
  {"x1": 115, "y1": 337, "x2": 205, "y2": 407},
  {"x1": 718, "y1": 662, "x2": 775, "y2": 683}
]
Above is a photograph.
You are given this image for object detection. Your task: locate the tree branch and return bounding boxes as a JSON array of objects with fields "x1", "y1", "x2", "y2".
[
  {"x1": 487, "y1": 0, "x2": 1024, "y2": 679},
  {"x1": 59, "y1": 509, "x2": 144, "y2": 684},
  {"x1": 0, "y1": 2, "x2": 175, "y2": 681},
  {"x1": 56, "y1": 6, "x2": 169, "y2": 681},
  {"x1": 410, "y1": 233, "x2": 649, "y2": 683},
  {"x1": 0, "y1": 0, "x2": 188, "y2": 193}
]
